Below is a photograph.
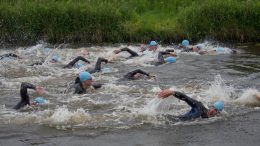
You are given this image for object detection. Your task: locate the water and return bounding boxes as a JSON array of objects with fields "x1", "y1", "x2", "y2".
[{"x1": 0, "y1": 41, "x2": 259, "y2": 145}]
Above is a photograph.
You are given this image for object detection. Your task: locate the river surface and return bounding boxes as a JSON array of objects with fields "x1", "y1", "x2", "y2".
[{"x1": 0, "y1": 41, "x2": 259, "y2": 146}]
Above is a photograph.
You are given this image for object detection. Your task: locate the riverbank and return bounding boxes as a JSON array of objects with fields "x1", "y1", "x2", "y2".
[{"x1": 0, "y1": 0, "x2": 259, "y2": 45}]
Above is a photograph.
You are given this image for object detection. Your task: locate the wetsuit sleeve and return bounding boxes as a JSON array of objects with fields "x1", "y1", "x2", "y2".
[
  {"x1": 63, "y1": 56, "x2": 90, "y2": 68},
  {"x1": 0, "y1": 53, "x2": 19, "y2": 60},
  {"x1": 181, "y1": 48, "x2": 193, "y2": 52},
  {"x1": 92, "y1": 83, "x2": 102, "y2": 89},
  {"x1": 165, "y1": 49, "x2": 175, "y2": 53},
  {"x1": 92, "y1": 57, "x2": 108, "y2": 73},
  {"x1": 157, "y1": 51, "x2": 170, "y2": 64},
  {"x1": 30, "y1": 61, "x2": 44, "y2": 66},
  {"x1": 131, "y1": 69, "x2": 150, "y2": 77},
  {"x1": 174, "y1": 91, "x2": 200, "y2": 108},
  {"x1": 124, "y1": 69, "x2": 150, "y2": 80},
  {"x1": 120, "y1": 47, "x2": 139, "y2": 57},
  {"x1": 13, "y1": 82, "x2": 36, "y2": 110}
]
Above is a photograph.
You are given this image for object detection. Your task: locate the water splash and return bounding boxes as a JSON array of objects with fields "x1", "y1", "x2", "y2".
[{"x1": 205, "y1": 74, "x2": 236, "y2": 101}]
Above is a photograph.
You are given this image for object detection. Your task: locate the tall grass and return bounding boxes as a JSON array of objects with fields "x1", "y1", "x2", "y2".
[
  {"x1": 0, "y1": 0, "x2": 259, "y2": 45},
  {"x1": 177, "y1": 0, "x2": 260, "y2": 42}
]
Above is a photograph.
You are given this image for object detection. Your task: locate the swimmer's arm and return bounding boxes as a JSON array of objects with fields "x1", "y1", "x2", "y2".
[
  {"x1": 63, "y1": 56, "x2": 90, "y2": 68},
  {"x1": 157, "y1": 51, "x2": 169, "y2": 64},
  {"x1": 174, "y1": 91, "x2": 198, "y2": 107},
  {"x1": 181, "y1": 48, "x2": 193, "y2": 52},
  {"x1": 131, "y1": 69, "x2": 150, "y2": 77},
  {"x1": 94, "y1": 58, "x2": 108, "y2": 72},
  {"x1": 21, "y1": 82, "x2": 36, "y2": 90},
  {"x1": 158, "y1": 90, "x2": 197, "y2": 107},
  {"x1": 121, "y1": 47, "x2": 139, "y2": 57}
]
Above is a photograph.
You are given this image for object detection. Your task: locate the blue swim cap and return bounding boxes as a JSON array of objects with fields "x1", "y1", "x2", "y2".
[
  {"x1": 43, "y1": 48, "x2": 52, "y2": 55},
  {"x1": 165, "y1": 57, "x2": 176, "y2": 63},
  {"x1": 34, "y1": 97, "x2": 46, "y2": 104},
  {"x1": 213, "y1": 101, "x2": 224, "y2": 111},
  {"x1": 182, "y1": 40, "x2": 189, "y2": 46},
  {"x1": 79, "y1": 71, "x2": 92, "y2": 82},
  {"x1": 149, "y1": 41, "x2": 158, "y2": 46},
  {"x1": 216, "y1": 47, "x2": 225, "y2": 53},
  {"x1": 52, "y1": 54, "x2": 60, "y2": 62}
]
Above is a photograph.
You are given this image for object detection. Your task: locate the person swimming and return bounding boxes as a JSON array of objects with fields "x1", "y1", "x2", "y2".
[
  {"x1": 13, "y1": 82, "x2": 45, "y2": 110},
  {"x1": 67, "y1": 72, "x2": 102, "y2": 94},
  {"x1": 0, "y1": 53, "x2": 22, "y2": 60},
  {"x1": 140, "y1": 40, "x2": 159, "y2": 52},
  {"x1": 63, "y1": 56, "x2": 90, "y2": 69},
  {"x1": 158, "y1": 89, "x2": 224, "y2": 121},
  {"x1": 123, "y1": 69, "x2": 156, "y2": 80},
  {"x1": 153, "y1": 51, "x2": 177, "y2": 66},
  {"x1": 114, "y1": 47, "x2": 139, "y2": 58}
]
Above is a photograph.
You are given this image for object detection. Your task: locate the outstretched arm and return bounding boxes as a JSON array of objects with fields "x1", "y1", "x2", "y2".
[
  {"x1": 130, "y1": 69, "x2": 150, "y2": 77},
  {"x1": 121, "y1": 47, "x2": 139, "y2": 57},
  {"x1": 158, "y1": 89, "x2": 199, "y2": 108},
  {"x1": 14, "y1": 82, "x2": 36, "y2": 110},
  {"x1": 63, "y1": 56, "x2": 90, "y2": 68}
]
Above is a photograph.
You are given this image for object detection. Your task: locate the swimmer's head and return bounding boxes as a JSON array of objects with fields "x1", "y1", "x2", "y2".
[
  {"x1": 207, "y1": 101, "x2": 224, "y2": 117},
  {"x1": 79, "y1": 71, "x2": 93, "y2": 89},
  {"x1": 148, "y1": 41, "x2": 158, "y2": 51},
  {"x1": 165, "y1": 57, "x2": 176, "y2": 63},
  {"x1": 181, "y1": 40, "x2": 189, "y2": 47},
  {"x1": 80, "y1": 50, "x2": 89, "y2": 56},
  {"x1": 133, "y1": 73, "x2": 144, "y2": 79}
]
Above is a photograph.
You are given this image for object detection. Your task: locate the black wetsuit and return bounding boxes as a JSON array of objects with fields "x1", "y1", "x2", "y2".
[
  {"x1": 120, "y1": 47, "x2": 139, "y2": 58},
  {"x1": 180, "y1": 47, "x2": 193, "y2": 52},
  {"x1": 70, "y1": 82, "x2": 102, "y2": 94},
  {"x1": 87, "y1": 57, "x2": 108, "y2": 74},
  {"x1": 0, "y1": 53, "x2": 19, "y2": 60},
  {"x1": 154, "y1": 51, "x2": 172, "y2": 66},
  {"x1": 74, "y1": 57, "x2": 108, "y2": 83},
  {"x1": 63, "y1": 56, "x2": 90, "y2": 69},
  {"x1": 124, "y1": 69, "x2": 150, "y2": 80},
  {"x1": 13, "y1": 82, "x2": 36, "y2": 110},
  {"x1": 173, "y1": 92, "x2": 209, "y2": 121}
]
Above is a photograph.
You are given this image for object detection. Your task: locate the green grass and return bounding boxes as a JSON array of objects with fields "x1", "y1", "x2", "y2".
[{"x1": 0, "y1": 0, "x2": 259, "y2": 45}]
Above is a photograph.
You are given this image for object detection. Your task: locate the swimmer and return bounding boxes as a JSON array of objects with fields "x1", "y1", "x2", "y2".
[
  {"x1": 153, "y1": 51, "x2": 177, "y2": 66},
  {"x1": 123, "y1": 69, "x2": 156, "y2": 80},
  {"x1": 114, "y1": 47, "x2": 139, "y2": 58},
  {"x1": 158, "y1": 89, "x2": 224, "y2": 121},
  {"x1": 0, "y1": 53, "x2": 22, "y2": 60},
  {"x1": 63, "y1": 56, "x2": 90, "y2": 69},
  {"x1": 68, "y1": 72, "x2": 102, "y2": 94},
  {"x1": 140, "y1": 41, "x2": 159, "y2": 52},
  {"x1": 13, "y1": 82, "x2": 45, "y2": 110}
]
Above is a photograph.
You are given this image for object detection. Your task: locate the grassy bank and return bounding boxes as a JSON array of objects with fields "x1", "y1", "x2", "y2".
[{"x1": 0, "y1": 0, "x2": 259, "y2": 45}]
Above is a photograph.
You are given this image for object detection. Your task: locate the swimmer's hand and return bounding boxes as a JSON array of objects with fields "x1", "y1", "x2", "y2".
[
  {"x1": 140, "y1": 46, "x2": 146, "y2": 52},
  {"x1": 114, "y1": 49, "x2": 121, "y2": 54},
  {"x1": 158, "y1": 89, "x2": 175, "y2": 99},
  {"x1": 36, "y1": 87, "x2": 44, "y2": 95},
  {"x1": 169, "y1": 52, "x2": 177, "y2": 57}
]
